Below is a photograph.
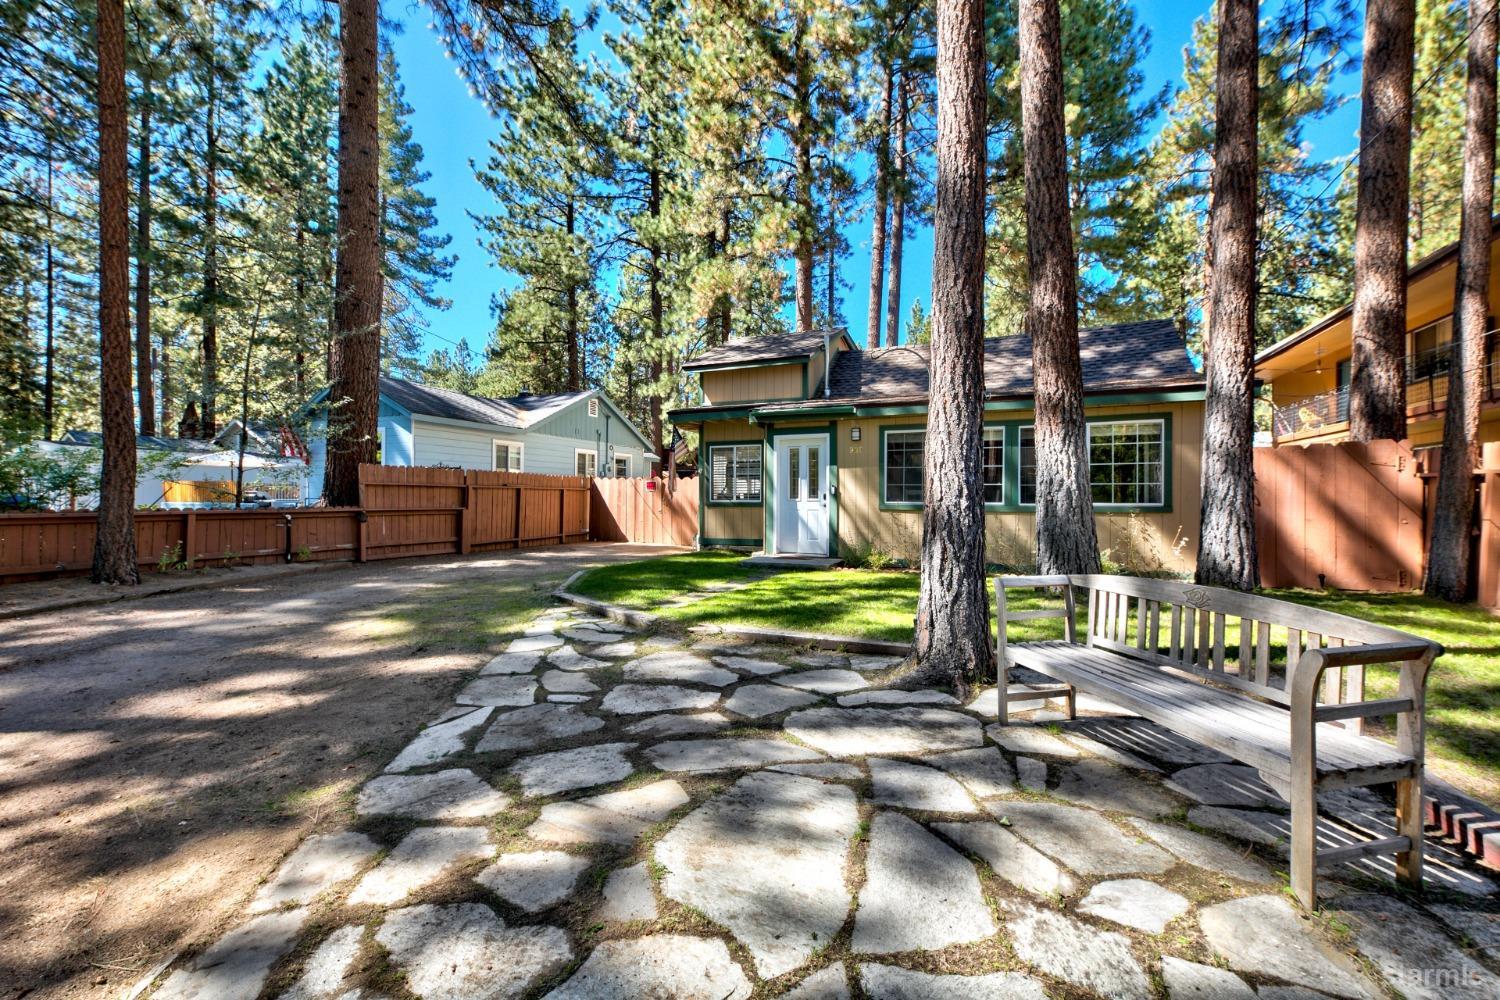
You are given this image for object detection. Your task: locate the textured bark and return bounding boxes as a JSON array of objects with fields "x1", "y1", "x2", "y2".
[
  {"x1": 1425, "y1": 0, "x2": 1496, "y2": 601},
  {"x1": 884, "y1": 75, "x2": 908, "y2": 348},
  {"x1": 648, "y1": 165, "x2": 665, "y2": 472},
  {"x1": 1350, "y1": 0, "x2": 1416, "y2": 442},
  {"x1": 1023, "y1": 0, "x2": 1100, "y2": 575},
  {"x1": 566, "y1": 198, "x2": 580, "y2": 392},
  {"x1": 135, "y1": 76, "x2": 155, "y2": 436},
  {"x1": 159, "y1": 326, "x2": 172, "y2": 433},
  {"x1": 793, "y1": 15, "x2": 815, "y2": 332},
  {"x1": 200, "y1": 57, "x2": 219, "y2": 438},
  {"x1": 1196, "y1": 0, "x2": 1260, "y2": 591},
  {"x1": 44, "y1": 147, "x2": 55, "y2": 441},
  {"x1": 92, "y1": 0, "x2": 139, "y2": 585},
  {"x1": 912, "y1": 0, "x2": 990, "y2": 697},
  {"x1": 867, "y1": 66, "x2": 892, "y2": 350},
  {"x1": 322, "y1": 0, "x2": 383, "y2": 507}
]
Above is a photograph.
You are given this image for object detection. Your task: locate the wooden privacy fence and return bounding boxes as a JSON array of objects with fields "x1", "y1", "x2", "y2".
[
  {"x1": 590, "y1": 475, "x2": 699, "y2": 547},
  {"x1": 1255, "y1": 440, "x2": 1427, "y2": 592},
  {"x1": 0, "y1": 464, "x2": 593, "y2": 584}
]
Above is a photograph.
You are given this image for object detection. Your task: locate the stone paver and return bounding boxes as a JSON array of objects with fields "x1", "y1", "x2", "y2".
[
  {"x1": 562, "y1": 626, "x2": 619, "y2": 643},
  {"x1": 984, "y1": 801, "x2": 1173, "y2": 875},
  {"x1": 868, "y1": 758, "x2": 979, "y2": 813},
  {"x1": 474, "y1": 703, "x2": 604, "y2": 753},
  {"x1": 723, "y1": 683, "x2": 820, "y2": 719},
  {"x1": 544, "y1": 934, "x2": 751, "y2": 1000},
  {"x1": 771, "y1": 761, "x2": 863, "y2": 780},
  {"x1": 1184, "y1": 805, "x2": 1285, "y2": 846},
  {"x1": 857, "y1": 964, "x2": 1047, "y2": 1000},
  {"x1": 1058, "y1": 729, "x2": 1163, "y2": 772},
  {"x1": 1078, "y1": 878, "x2": 1190, "y2": 933},
  {"x1": 1125, "y1": 817, "x2": 1276, "y2": 884},
  {"x1": 1165, "y1": 763, "x2": 1287, "y2": 809},
  {"x1": 348, "y1": 827, "x2": 494, "y2": 907},
  {"x1": 792, "y1": 652, "x2": 849, "y2": 668},
  {"x1": 926, "y1": 746, "x2": 1015, "y2": 797},
  {"x1": 477, "y1": 851, "x2": 591, "y2": 913},
  {"x1": 779, "y1": 966, "x2": 849, "y2": 999},
  {"x1": 481, "y1": 651, "x2": 542, "y2": 675},
  {"x1": 357, "y1": 770, "x2": 510, "y2": 821},
  {"x1": 985, "y1": 723, "x2": 1079, "y2": 757},
  {"x1": 597, "y1": 862, "x2": 657, "y2": 922},
  {"x1": 852, "y1": 811, "x2": 995, "y2": 954},
  {"x1": 1330, "y1": 893, "x2": 1500, "y2": 1000},
  {"x1": 784, "y1": 706, "x2": 984, "y2": 756},
  {"x1": 836, "y1": 689, "x2": 957, "y2": 707},
  {"x1": 625, "y1": 650, "x2": 738, "y2": 687},
  {"x1": 1159, "y1": 957, "x2": 1255, "y2": 999},
  {"x1": 1070, "y1": 717, "x2": 1231, "y2": 765},
  {"x1": 249, "y1": 832, "x2": 379, "y2": 912},
  {"x1": 1000, "y1": 900, "x2": 1151, "y2": 1000},
  {"x1": 625, "y1": 711, "x2": 730, "y2": 737},
  {"x1": 590, "y1": 640, "x2": 638, "y2": 658},
  {"x1": 154, "y1": 908, "x2": 308, "y2": 1000},
  {"x1": 1054, "y1": 759, "x2": 1179, "y2": 817},
  {"x1": 548, "y1": 645, "x2": 610, "y2": 671},
  {"x1": 539, "y1": 668, "x2": 598, "y2": 694},
  {"x1": 1199, "y1": 895, "x2": 1378, "y2": 999},
  {"x1": 715, "y1": 655, "x2": 788, "y2": 675},
  {"x1": 1429, "y1": 903, "x2": 1500, "y2": 950},
  {"x1": 508, "y1": 633, "x2": 563, "y2": 653},
  {"x1": 1016, "y1": 756, "x2": 1047, "y2": 790},
  {"x1": 548, "y1": 693, "x2": 589, "y2": 704},
  {"x1": 847, "y1": 654, "x2": 903, "y2": 672},
  {"x1": 601, "y1": 683, "x2": 719, "y2": 715},
  {"x1": 509, "y1": 742, "x2": 636, "y2": 797},
  {"x1": 375, "y1": 902, "x2": 571, "y2": 1000},
  {"x1": 278, "y1": 924, "x2": 364, "y2": 1000},
  {"x1": 775, "y1": 668, "x2": 869, "y2": 694},
  {"x1": 385, "y1": 708, "x2": 492, "y2": 772},
  {"x1": 456, "y1": 675, "x2": 538, "y2": 708},
  {"x1": 655, "y1": 771, "x2": 858, "y2": 978},
  {"x1": 645, "y1": 737, "x2": 822, "y2": 773},
  {"x1": 931, "y1": 821, "x2": 1076, "y2": 898},
  {"x1": 527, "y1": 779, "x2": 689, "y2": 846}
]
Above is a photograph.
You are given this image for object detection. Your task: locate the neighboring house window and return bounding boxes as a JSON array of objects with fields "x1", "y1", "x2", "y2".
[
  {"x1": 1087, "y1": 419, "x2": 1165, "y2": 506},
  {"x1": 883, "y1": 430, "x2": 925, "y2": 505},
  {"x1": 614, "y1": 455, "x2": 631, "y2": 478},
  {"x1": 376, "y1": 425, "x2": 386, "y2": 465},
  {"x1": 588, "y1": 398, "x2": 600, "y2": 418},
  {"x1": 575, "y1": 450, "x2": 599, "y2": 477},
  {"x1": 1018, "y1": 426, "x2": 1037, "y2": 505},
  {"x1": 493, "y1": 440, "x2": 523, "y2": 472},
  {"x1": 1408, "y1": 316, "x2": 1453, "y2": 380},
  {"x1": 981, "y1": 427, "x2": 1004, "y2": 504},
  {"x1": 709, "y1": 444, "x2": 762, "y2": 502},
  {"x1": 1336, "y1": 359, "x2": 1352, "y2": 422}
]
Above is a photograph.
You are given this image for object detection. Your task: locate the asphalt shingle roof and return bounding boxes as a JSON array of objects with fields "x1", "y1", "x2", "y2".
[
  {"x1": 378, "y1": 377, "x2": 590, "y2": 429},
  {"x1": 682, "y1": 329, "x2": 842, "y2": 370}
]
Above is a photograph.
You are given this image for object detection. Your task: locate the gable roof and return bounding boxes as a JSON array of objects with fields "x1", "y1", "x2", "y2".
[
  {"x1": 683, "y1": 328, "x2": 853, "y2": 371},
  {"x1": 377, "y1": 376, "x2": 591, "y2": 430},
  {"x1": 733, "y1": 319, "x2": 1198, "y2": 416}
]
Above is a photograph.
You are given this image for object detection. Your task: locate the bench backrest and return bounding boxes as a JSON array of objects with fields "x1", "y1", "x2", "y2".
[{"x1": 1068, "y1": 575, "x2": 1428, "y2": 707}]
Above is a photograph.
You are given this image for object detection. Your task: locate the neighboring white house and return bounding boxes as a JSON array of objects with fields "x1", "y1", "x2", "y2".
[{"x1": 303, "y1": 377, "x2": 656, "y2": 500}]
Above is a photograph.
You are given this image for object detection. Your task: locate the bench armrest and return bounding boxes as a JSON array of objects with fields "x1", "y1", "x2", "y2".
[{"x1": 1288, "y1": 642, "x2": 1437, "y2": 725}]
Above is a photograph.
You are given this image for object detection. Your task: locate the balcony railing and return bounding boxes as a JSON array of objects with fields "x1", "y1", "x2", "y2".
[{"x1": 1271, "y1": 336, "x2": 1500, "y2": 439}]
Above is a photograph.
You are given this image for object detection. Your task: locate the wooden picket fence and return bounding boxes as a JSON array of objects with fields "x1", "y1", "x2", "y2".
[{"x1": 0, "y1": 464, "x2": 593, "y2": 584}]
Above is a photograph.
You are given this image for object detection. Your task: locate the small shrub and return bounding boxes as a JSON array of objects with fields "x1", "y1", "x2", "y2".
[
  {"x1": 156, "y1": 541, "x2": 188, "y2": 573},
  {"x1": 294, "y1": 544, "x2": 312, "y2": 562}
]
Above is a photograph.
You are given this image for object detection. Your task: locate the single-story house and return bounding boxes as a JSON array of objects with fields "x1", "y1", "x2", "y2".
[
  {"x1": 304, "y1": 377, "x2": 656, "y2": 500},
  {"x1": 668, "y1": 321, "x2": 1205, "y2": 572}
]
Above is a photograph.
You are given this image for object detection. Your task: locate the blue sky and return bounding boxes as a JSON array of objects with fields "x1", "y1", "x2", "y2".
[{"x1": 385, "y1": 0, "x2": 1365, "y2": 361}]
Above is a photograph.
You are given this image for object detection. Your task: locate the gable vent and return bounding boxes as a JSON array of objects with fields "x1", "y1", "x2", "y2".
[{"x1": 588, "y1": 398, "x2": 599, "y2": 418}]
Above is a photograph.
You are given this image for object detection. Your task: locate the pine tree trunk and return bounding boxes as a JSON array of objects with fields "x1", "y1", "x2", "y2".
[
  {"x1": 92, "y1": 0, "x2": 139, "y2": 586},
  {"x1": 648, "y1": 166, "x2": 665, "y2": 473},
  {"x1": 323, "y1": 0, "x2": 383, "y2": 507},
  {"x1": 159, "y1": 327, "x2": 173, "y2": 432},
  {"x1": 566, "y1": 198, "x2": 580, "y2": 392},
  {"x1": 1425, "y1": 0, "x2": 1496, "y2": 601},
  {"x1": 912, "y1": 0, "x2": 990, "y2": 697},
  {"x1": 1023, "y1": 0, "x2": 1100, "y2": 575},
  {"x1": 793, "y1": 17, "x2": 816, "y2": 332},
  {"x1": 201, "y1": 61, "x2": 219, "y2": 438},
  {"x1": 884, "y1": 75, "x2": 908, "y2": 348},
  {"x1": 867, "y1": 66, "x2": 892, "y2": 350},
  {"x1": 1350, "y1": 0, "x2": 1416, "y2": 442},
  {"x1": 44, "y1": 148, "x2": 55, "y2": 441},
  {"x1": 717, "y1": 208, "x2": 732, "y2": 345},
  {"x1": 135, "y1": 75, "x2": 155, "y2": 436},
  {"x1": 1196, "y1": 0, "x2": 1260, "y2": 591}
]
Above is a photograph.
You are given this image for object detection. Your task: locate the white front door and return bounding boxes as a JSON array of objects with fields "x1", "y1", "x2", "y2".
[{"x1": 775, "y1": 435, "x2": 829, "y2": 555}]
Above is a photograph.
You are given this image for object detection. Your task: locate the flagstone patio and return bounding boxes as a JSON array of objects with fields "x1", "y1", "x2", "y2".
[{"x1": 147, "y1": 604, "x2": 1500, "y2": 999}]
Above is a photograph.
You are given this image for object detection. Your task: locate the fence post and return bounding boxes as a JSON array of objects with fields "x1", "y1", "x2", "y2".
[
  {"x1": 559, "y1": 487, "x2": 566, "y2": 542},
  {"x1": 459, "y1": 474, "x2": 474, "y2": 555},
  {"x1": 182, "y1": 510, "x2": 197, "y2": 569},
  {"x1": 514, "y1": 485, "x2": 523, "y2": 546}
]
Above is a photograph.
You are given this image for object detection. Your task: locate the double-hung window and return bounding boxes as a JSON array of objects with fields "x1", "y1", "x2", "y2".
[
  {"x1": 980, "y1": 427, "x2": 1004, "y2": 504},
  {"x1": 709, "y1": 444, "x2": 762, "y2": 502},
  {"x1": 575, "y1": 449, "x2": 598, "y2": 477},
  {"x1": 1087, "y1": 419, "x2": 1166, "y2": 506},
  {"x1": 883, "y1": 427, "x2": 1005, "y2": 506},
  {"x1": 493, "y1": 440, "x2": 523, "y2": 472},
  {"x1": 613, "y1": 455, "x2": 631, "y2": 478}
]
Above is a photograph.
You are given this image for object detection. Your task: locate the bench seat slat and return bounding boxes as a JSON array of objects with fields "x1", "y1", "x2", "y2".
[{"x1": 1006, "y1": 641, "x2": 1413, "y2": 781}]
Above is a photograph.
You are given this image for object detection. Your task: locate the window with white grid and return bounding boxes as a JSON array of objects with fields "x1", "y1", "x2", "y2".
[
  {"x1": 1087, "y1": 419, "x2": 1165, "y2": 506},
  {"x1": 709, "y1": 444, "x2": 762, "y2": 502}
]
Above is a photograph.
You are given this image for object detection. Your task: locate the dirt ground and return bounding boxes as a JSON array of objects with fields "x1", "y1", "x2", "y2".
[{"x1": 0, "y1": 542, "x2": 679, "y2": 999}]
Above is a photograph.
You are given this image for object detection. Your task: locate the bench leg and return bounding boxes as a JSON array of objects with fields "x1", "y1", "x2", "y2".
[
  {"x1": 1395, "y1": 774, "x2": 1424, "y2": 890},
  {"x1": 1064, "y1": 686, "x2": 1077, "y2": 720},
  {"x1": 997, "y1": 663, "x2": 1010, "y2": 726},
  {"x1": 1290, "y1": 784, "x2": 1319, "y2": 909}
]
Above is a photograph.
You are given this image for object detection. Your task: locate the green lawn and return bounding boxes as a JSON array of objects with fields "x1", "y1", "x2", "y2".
[{"x1": 570, "y1": 552, "x2": 1500, "y2": 805}]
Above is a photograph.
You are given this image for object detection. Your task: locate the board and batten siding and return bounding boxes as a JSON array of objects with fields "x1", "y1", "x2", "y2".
[
  {"x1": 700, "y1": 418, "x2": 766, "y2": 545},
  {"x1": 700, "y1": 364, "x2": 804, "y2": 405},
  {"x1": 833, "y1": 401, "x2": 1203, "y2": 572}
]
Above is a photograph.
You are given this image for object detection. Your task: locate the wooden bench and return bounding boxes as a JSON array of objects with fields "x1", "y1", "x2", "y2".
[{"x1": 994, "y1": 573, "x2": 1441, "y2": 909}]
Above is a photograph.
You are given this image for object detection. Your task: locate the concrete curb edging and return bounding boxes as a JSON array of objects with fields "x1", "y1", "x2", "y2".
[{"x1": 551, "y1": 587, "x2": 907, "y2": 656}]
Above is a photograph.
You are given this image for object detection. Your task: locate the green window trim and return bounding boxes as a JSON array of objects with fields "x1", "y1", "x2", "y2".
[
  {"x1": 705, "y1": 439, "x2": 766, "y2": 506},
  {"x1": 1016, "y1": 413, "x2": 1175, "y2": 514}
]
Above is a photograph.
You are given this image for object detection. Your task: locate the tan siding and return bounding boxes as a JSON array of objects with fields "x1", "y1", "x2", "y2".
[
  {"x1": 833, "y1": 402, "x2": 1203, "y2": 573},
  {"x1": 701, "y1": 418, "x2": 766, "y2": 545},
  {"x1": 700, "y1": 364, "x2": 803, "y2": 405}
]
